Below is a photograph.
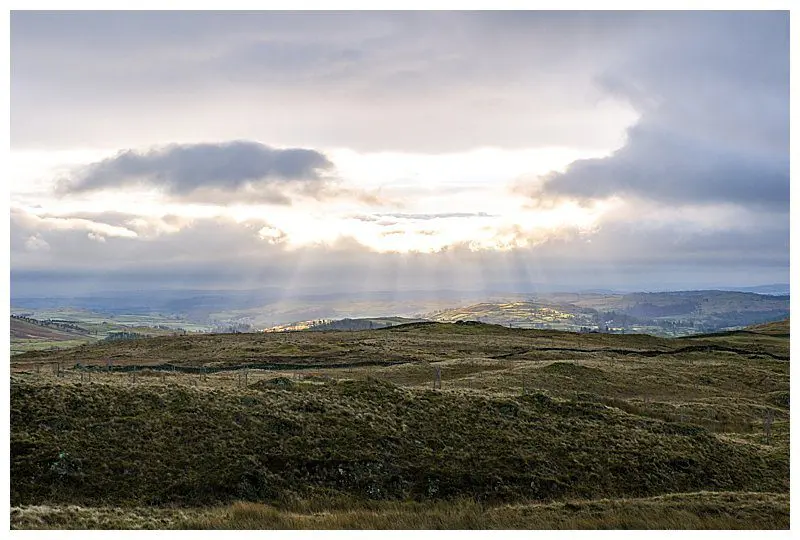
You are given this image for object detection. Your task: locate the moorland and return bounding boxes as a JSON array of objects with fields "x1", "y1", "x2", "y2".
[{"x1": 9, "y1": 318, "x2": 789, "y2": 529}]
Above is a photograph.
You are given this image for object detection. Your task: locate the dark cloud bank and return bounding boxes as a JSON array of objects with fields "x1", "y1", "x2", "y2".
[
  {"x1": 534, "y1": 11, "x2": 788, "y2": 213},
  {"x1": 58, "y1": 141, "x2": 334, "y2": 204}
]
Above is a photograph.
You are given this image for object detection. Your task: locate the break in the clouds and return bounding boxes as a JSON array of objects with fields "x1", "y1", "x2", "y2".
[
  {"x1": 9, "y1": 11, "x2": 790, "y2": 296},
  {"x1": 57, "y1": 141, "x2": 334, "y2": 204},
  {"x1": 376, "y1": 212, "x2": 496, "y2": 221}
]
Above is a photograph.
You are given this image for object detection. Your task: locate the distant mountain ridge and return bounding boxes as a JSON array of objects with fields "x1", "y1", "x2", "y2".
[
  {"x1": 11, "y1": 287, "x2": 789, "y2": 335},
  {"x1": 716, "y1": 284, "x2": 789, "y2": 295}
]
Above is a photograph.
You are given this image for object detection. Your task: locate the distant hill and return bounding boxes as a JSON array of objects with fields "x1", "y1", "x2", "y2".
[
  {"x1": 10, "y1": 316, "x2": 98, "y2": 355},
  {"x1": 265, "y1": 316, "x2": 429, "y2": 333},
  {"x1": 721, "y1": 284, "x2": 789, "y2": 295},
  {"x1": 10, "y1": 316, "x2": 92, "y2": 341},
  {"x1": 306, "y1": 317, "x2": 429, "y2": 331},
  {"x1": 425, "y1": 290, "x2": 789, "y2": 336},
  {"x1": 9, "y1": 314, "x2": 192, "y2": 355}
]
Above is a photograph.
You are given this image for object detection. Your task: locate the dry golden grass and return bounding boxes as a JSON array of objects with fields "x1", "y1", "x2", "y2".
[{"x1": 11, "y1": 492, "x2": 789, "y2": 530}]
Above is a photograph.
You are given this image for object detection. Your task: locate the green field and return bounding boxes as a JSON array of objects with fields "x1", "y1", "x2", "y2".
[{"x1": 10, "y1": 319, "x2": 789, "y2": 529}]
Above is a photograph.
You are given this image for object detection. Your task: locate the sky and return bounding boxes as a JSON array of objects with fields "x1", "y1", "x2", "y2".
[{"x1": 8, "y1": 10, "x2": 790, "y2": 297}]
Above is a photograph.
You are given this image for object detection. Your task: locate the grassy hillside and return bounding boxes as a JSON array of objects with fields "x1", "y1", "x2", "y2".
[
  {"x1": 11, "y1": 317, "x2": 90, "y2": 340},
  {"x1": 10, "y1": 319, "x2": 789, "y2": 529},
  {"x1": 737, "y1": 319, "x2": 790, "y2": 336}
]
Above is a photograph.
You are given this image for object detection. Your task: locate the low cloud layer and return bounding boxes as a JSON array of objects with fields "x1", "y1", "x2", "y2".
[
  {"x1": 58, "y1": 141, "x2": 334, "y2": 203},
  {"x1": 10, "y1": 206, "x2": 788, "y2": 298}
]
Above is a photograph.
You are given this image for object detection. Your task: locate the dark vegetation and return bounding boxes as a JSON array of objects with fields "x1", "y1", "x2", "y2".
[
  {"x1": 306, "y1": 317, "x2": 426, "y2": 331},
  {"x1": 11, "y1": 376, "x2": 787, "y2": 507}
]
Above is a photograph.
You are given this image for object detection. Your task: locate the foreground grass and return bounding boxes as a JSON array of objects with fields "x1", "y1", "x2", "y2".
[
  {"x1": 9, "y1": 321, "x2": 789, "y2": 529},
  {"x1": 11, "y1": 376, "x2": 787, "y2": 508},
  {"x1": 11, "y1": 492, "x2": 789, "y2": 530}
]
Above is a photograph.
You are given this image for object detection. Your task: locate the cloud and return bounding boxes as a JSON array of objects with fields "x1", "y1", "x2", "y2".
[
  {"x1": 11, "y1": 207, "x2": 139, "y2": 239},
  {"x1": 346, "y1": 212, "x2": 497, "y2": 230},
  {"x1": 57, "y1": 141, "x2": 334, "y2": 202},
  {"x1": 535, "y1": 124, "x2": 789, "y2": 210},
  {"x1": 532, "y1": 11, "x2": 789, "y2": 212},
  {"x1": 11, "y1": 11, "x2": 640, "y2": 152},
  {"x1": 24, "y1": 234, "x2": 49, "y2": 252}
]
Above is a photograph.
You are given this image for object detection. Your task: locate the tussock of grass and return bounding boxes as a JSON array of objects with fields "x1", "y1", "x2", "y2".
[{"x1": 10, "y1": 504, "x2": 199, "y2": 530}]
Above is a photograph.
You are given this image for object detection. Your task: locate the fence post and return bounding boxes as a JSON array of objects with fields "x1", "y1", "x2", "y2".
[
  {"x1": 763, "y1": 409, "x2": 775, "y2": 444},
  {"x1": 433, "y1": 366, "x2": 441, "y2": 390}
]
